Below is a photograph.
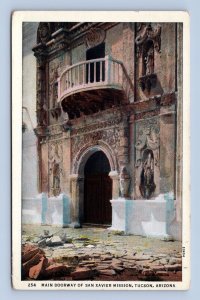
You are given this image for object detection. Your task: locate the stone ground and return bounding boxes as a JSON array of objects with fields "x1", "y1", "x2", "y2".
[{"x1": 22, "y1": 225, "x2": 182, "y2": 281}]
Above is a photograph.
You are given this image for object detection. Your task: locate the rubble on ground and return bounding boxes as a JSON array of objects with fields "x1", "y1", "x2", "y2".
[{"x1": 21, "y1": 228, "x2": 182, "y2": 281}]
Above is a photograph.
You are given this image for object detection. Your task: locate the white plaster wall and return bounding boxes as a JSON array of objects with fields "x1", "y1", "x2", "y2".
[
  {"x1": 110, "y1": 194, "x2": 180, "y2": 240},
  {"x1": 22, "y1": 198, "x2": 42, "y2": 224},
  {"x1": 110, "y1": 199, "x2": 126, "y2": 231},
  {"x1": 22, "y1": 22, "x2": 38, "y2": 129},
  {"x1": 22, "y1": 194, "x2": 71, "y2": 227},
  {"x1": 22, "y1": 131, "x2": 38, "y2": 198},
  {"x1": 22, "y1": 23, "x2": 39, "y2": 202},
  {"x1": 126, "y1": 199, "x2": 167, "y2": 237}
]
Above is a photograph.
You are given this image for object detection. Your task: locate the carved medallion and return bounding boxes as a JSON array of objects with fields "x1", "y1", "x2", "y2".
[{"x1": 85, "y1": 28, "x2": 106, "y2": 49}]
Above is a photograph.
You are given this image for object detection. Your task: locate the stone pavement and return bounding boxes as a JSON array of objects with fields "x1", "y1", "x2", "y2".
[{"x1": 22, "y1": 225, "x2": 182, "y2": 281}]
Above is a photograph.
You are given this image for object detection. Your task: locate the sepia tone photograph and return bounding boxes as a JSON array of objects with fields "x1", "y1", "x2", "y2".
[{"x1": 12, "y1": 11, "x2": 190, "y2": 290}]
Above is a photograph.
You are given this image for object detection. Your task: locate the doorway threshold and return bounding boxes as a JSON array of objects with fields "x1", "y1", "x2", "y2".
[{"x1": 82, "y1": 223, "x2": 111, "y2": 228}]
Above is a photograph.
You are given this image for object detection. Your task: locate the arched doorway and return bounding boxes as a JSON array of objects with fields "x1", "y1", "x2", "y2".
[{"x1": 83, "y1": 151, "x2": 112, "y2": 225}]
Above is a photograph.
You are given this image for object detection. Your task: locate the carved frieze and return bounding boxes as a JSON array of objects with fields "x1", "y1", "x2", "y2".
[
  {"x1": 48, "y1": 141, "x2": 63, "y2": 196},
  {"x1": 71, "y1": 116, "x2": 122, "y2": 136},
  {"x1": 71, "y1": 127, "x2": 120, "y2": 159}
]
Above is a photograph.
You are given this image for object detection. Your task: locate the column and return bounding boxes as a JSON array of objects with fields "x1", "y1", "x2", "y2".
[{"x1": 109, "y1": 171, "x2": 120, "y2": 199}]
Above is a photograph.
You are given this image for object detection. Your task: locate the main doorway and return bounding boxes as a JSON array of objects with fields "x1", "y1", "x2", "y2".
[{"x1": 83, "y1": 151, "x2": 112, "y2": 225}]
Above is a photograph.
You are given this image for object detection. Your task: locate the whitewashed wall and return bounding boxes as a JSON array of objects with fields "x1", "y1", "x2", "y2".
[{"x1": 22, "y1": 23, "x2": 39, "y2": 202}]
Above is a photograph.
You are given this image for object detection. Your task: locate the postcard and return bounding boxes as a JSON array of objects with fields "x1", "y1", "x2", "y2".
[{"x1": 12, "y1": 11, "x2": 190, "y2": 290}]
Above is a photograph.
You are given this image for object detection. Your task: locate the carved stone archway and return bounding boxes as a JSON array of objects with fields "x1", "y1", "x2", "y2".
[{"x1": 69, "y1": 142, "x2": 119, "y2": 227}]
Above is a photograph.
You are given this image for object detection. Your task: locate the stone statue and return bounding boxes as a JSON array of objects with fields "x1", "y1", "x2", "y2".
[
  {"x1": 52, "y1": 161, "x2": 60, "y2": 190},
  {"x1": 140, "y1": 150, "x2": 156, "y2": 199},
  {"x1": 145, "y1": 47, "x2": 154, "y2": 75},
  {"x1": 49, "y1": 143, "x2": 62, "y2": 195}
]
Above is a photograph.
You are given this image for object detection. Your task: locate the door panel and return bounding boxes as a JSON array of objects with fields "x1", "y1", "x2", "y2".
[{"x1": 84, "y1": 173, "x2": 112, "y2": 225}]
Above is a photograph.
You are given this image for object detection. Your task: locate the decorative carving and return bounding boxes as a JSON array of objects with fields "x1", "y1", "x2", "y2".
[
  {"x1": 135, "y1": 24, "x2": 161, "y2": 93},
  {"x1": 119, "y1": 166, "x2": 130, "y2": 198},
  {"x1": 71, "y1": 125, "x2": 121, "y2": 160},
  {"x1": 49, "y1": 60, "x2": 64, "y2": 120},
  {"x1": 139, "y1": 149, "x2": 156, "y2": 199},
  {"x1": 85, "y1": 28, "x2": 106, "y2": 49},
  {"x1": 37, "y1": 23, "x2": 51, "y2": 44},
  {"x1": 71, "y1": 116, "x2": 122, "y2": 136},
  {"x1": 135, "y1": 24, "x2": 161, "y2": 57},
  {"x1": 48, "y1": 124, "x2": 62, "y2": 136},
  {"x1": 35, "y1": 51, "x2": 48, "y2": 127},
  {"x1": 48, "y1": 142, "x2": 63, "y2": 196}
]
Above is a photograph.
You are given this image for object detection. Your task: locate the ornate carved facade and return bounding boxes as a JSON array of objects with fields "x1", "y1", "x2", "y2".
[{"x1": 32, "y1": 21, "x2": 183, "y2": 237}]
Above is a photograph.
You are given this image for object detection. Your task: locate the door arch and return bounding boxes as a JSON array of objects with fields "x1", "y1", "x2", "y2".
[{"x1": 83, "y1": 151, "x2": 112, "y2": 225}]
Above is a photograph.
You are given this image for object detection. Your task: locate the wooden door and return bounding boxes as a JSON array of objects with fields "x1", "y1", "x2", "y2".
[{"x1": 83, "y1": 151, "x2": 112, "y2": 225}]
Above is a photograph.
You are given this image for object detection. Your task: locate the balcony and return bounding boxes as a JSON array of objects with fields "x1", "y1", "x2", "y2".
[{"x1": 58, "y1": 56, "x2": 134, "y2": 119}]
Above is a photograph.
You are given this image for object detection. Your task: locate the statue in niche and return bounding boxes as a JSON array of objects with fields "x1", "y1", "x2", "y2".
[
  {"x1": 52, "y1": 161, "x2": 60, "y2": 190},
  {"x1": 139, "y1": 149, "x2": 156, "y2": 199},
  {"x1": 145, "y1": 47, "x2": 154, "y2": 75},
  {"x1": 49, "y1": 143, "x2": 62, "y2": 196}
]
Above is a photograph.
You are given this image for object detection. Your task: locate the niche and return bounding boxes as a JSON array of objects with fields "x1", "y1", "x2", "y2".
[{"x1": 139, "y1": 149, "x2": 156, "y2": 199}]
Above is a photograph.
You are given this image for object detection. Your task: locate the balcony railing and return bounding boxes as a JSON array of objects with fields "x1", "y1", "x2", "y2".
[{"x1": 58, "y1": 55, "x2": 134, "y2": 102}]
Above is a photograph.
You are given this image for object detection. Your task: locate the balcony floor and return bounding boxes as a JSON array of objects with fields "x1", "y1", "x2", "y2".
[{"x1": 61, "y1": 88, "x2": 127, "y2": 119}]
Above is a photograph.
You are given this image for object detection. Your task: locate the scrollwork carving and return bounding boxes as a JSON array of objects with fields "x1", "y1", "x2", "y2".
[{"x1": 71, "y1": 125, "x2": 121, "y2": 160}]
